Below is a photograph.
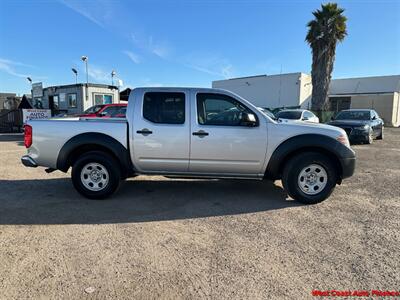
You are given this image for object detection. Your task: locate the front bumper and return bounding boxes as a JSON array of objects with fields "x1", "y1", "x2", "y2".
[
  {"x1": 348, "y1": 134, "x2": 369, "y2": 143},
  {"x1": 339, "y1": 156, "x2": 356, "y2": 179},
  {"x1": 340, "y1": 127, "x2": 370, "y2": 143},
  {"x1": 21, "y1": 155, "x2": 38, "y2": 168}
]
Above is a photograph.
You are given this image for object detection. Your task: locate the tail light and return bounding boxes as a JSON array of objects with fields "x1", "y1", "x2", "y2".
[{"x1": 24, "y1": 125, "x2": 32, "y2": 148}]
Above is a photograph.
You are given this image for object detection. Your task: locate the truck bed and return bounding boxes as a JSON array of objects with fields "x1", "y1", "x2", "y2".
[{"x1": 26, "y1": 118, "x2": 128, "y2": 169}]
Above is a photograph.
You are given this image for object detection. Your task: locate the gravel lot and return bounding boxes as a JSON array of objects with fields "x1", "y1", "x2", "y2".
[{"x1": 0, "y1": 129, "x2": 399, "y2": 299}]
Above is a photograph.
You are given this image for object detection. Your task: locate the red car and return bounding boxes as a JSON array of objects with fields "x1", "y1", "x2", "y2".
[{"x1": 79, "y1": 104, "x2": 127, "y2": 118}]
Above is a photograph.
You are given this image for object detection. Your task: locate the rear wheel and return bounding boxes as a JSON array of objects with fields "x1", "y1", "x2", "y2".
[
  {"x1": 282, "y1": 152, "x2": 338, "y2": 204},
  {"x1": 71, "y1": 151, "x2": 120, "y2": 199}
]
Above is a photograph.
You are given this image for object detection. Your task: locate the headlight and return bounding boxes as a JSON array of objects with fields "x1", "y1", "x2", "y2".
[
  {"x1": 355, "y1": 124, "x2": 369, "y2": 130},
  {"x1": 337, "y1": 134, "x2": 350, "y2": 148}
]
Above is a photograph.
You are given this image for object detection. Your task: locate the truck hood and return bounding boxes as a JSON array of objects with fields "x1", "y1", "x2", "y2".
[{"x1": 271, "y1": 119, "x2": 347, "y2": 140}]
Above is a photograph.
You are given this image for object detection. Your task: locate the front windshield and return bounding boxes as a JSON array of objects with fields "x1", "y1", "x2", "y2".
[
  {"x1": 335, "y1": 111, "x2": 370, "y2": 120},
  {"x1": 84, "y1": 105, "x2": 104, "y2": 114},
  {"x1": 276, "y1": 111, "x2": 302, "y2": 120}
]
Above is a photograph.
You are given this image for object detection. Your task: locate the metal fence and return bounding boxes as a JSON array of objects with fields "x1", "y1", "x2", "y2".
[{"x1": 0, "y1": 109, "x2": 23, "y2": 133}]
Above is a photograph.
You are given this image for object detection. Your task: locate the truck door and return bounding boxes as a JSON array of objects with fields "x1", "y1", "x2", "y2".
[
  {"x1": 189, "y1": 91, "x2": 268, "y2": 176},
  {"x1": 132, "y1": 90, "x2": 190, "y2": 173}
]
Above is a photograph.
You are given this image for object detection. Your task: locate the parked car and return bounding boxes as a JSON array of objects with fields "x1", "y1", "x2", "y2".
[
  {"x1": 21, "y1": 87, "x2": 355, "y2": 204},
  {"x1": 276, "y1": 109, "x2": 320, "y2": 123},
  {"x1": 79, "y1": 104, "x2": 127, "y2": 118},
  {"x1": 328, "y1": 109, "x2": 384, "y2": 144}
]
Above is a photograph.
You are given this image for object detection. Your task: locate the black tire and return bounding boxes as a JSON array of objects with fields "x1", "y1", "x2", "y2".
[
  {"x1": 282, "y1": 152, "x2": 338, "y2": 204},
  {"x1": 377, "y1": 126, "x2": 384, "y2": 140},
  {"x1": 71, "y1": 151, "x2": 121, "y2": 199}
]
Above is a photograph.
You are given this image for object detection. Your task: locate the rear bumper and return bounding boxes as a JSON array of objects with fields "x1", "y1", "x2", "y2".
[{"x1": 21, "y1": 155, "x2": 38, "y2": 168}]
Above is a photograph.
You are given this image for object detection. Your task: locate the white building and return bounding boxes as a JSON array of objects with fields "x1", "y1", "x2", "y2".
[
  {"x1": 212, "y1": 72, "x2": 312, "y2": 109},
  {"x1": 212, "y1": 73, "x2": 400, "y2": 127}
]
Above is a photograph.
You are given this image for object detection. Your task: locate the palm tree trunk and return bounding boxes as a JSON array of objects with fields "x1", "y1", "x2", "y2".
[{"x1": 311, "y1": 43, "x2": 336, "y2": 116}]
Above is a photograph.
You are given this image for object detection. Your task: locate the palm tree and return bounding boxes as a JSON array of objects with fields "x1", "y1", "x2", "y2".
[{"x1": 306, "y1": 3, "x2": 347, "y2": 114}]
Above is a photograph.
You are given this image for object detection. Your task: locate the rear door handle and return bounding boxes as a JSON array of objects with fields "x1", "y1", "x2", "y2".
[
  {"x1": 192, "y1": 130, "x2": 209, "y2": 137},
  {"x1": 137, "y1": 128, "x2": 153, "y2": 135}
]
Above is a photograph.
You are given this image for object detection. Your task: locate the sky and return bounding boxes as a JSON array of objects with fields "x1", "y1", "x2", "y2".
[{"x1": 0, "y1": 0, "x2": 399, "y2": 95}]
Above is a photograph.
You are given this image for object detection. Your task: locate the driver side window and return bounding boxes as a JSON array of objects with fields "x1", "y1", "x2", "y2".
[{"x1": 196, "y1": 93, "x2": 257, "y2": 126}]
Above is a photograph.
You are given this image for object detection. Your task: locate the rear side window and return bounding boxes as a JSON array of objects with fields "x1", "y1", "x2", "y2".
[{"x1": 143, "y1": 92, "x2": 185, "y2": 124}]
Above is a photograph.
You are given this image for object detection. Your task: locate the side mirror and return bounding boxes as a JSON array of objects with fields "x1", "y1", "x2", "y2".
[
  {"x1": 240, "y1": 112, "x2": 257, "y2": 126},
  {"x1": 302, "y1": 116, "x2": 309, "y2": 121},
  {"x1": 98, "y1": 112, "x2": 107, "y2": 117},
  {"x1": 372, "y1": 116, "x2": 377, "y2": 120}
]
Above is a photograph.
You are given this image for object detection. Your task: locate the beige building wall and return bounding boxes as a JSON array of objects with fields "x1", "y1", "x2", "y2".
[
  {"x1": 350, "y1": 93, "x2": 399, "y2": 127},
  {"x1": 298, "y1": 73, "x2": 312, "y2": 109},
  {"x1": 392, "y1": 92, "x2": 400, "y2": 127}
]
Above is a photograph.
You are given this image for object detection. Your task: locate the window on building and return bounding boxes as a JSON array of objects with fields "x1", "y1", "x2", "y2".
[
  {"x1": 197, "y1": 93, "x2": 256, "y2": 126},
  {"x1": 104, "y1": 95, "x2": 112, "y2": 104},
  {"x1": 93, "y1": 93, "x2": 113, "y2": 105},
  {"x1": 329, "y1": 97, "x2": 351, "y2": 112},
  {"x1": 94, "y1": 94, "x2": 103, "y2": 105},
  {"x1": 143, "y1": 92, "x2": 185, "y2": 124},
  {"x1": 53, "y1": 95, "x2": 59, "y2": 110},
  {"x1": 34, "y1": 98, "x2": 43, "y2": 109},
  {"x1": 68, "y1": 93, "x2": 77, "y2": 108}
]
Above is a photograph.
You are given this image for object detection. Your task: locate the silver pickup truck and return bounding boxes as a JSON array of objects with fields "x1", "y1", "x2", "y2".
[{"x1": 21, "y1": 87, "x2": 356, "y2": 204}]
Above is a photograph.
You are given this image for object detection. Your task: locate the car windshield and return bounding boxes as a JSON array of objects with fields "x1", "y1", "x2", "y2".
[
  {"x1": 335, "y1": 111, "x2": 370, "y2": 120},
  {"x1": 276, "y1": 111, "x2": 302, "y2": 119},
  {"x1": 84, "y1": 105, "x2": 104, "y2": 114}
]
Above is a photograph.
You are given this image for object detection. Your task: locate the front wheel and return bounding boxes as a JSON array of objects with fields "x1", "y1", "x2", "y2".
[
  {"x1": 377, "y1": 126, "x2": 384, "y2": 140},
  {"x1": 366, "y1": 129, "x2": 374, "y2": 144},
  {"x1": 71, "y1": 151, "x2": 121, "y2": 199},
  {"x1": 282, "y1": 152, "x2": 338, "y2": 204}
]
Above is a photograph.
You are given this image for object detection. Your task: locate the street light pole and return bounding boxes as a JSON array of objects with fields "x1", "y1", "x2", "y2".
[
  {"x1": 27, "y1": 77, "x2": 33, "y2": 107},
  {"x1": 81, "y1": 56, "x2": 89, "y2": 104},
  {"x1": 111, "y1": 70, "x2": 116, "y2": 86},
  {"x1": 71, "y1": 68, "x2": 78, "y2": 85}
]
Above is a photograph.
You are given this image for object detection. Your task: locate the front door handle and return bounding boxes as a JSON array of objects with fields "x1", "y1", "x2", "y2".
[
  {"x1": 137, "y1": 128, "x2": 153, "y2": 136},
  {"x1": 192, "y1": 130, "x2": 209, "y2": 137}
]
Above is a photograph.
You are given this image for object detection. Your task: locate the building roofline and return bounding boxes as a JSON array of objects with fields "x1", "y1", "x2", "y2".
[
  {"x1": 43, "y1": 83, "x2": 119, "y2": 90},
  {"x1": 329, "y1": 91, "x2": 396, "y2": 96},
  {"x1": 213, "y1": 72, "x2": 308, "y2": 83},
  {"x1": 332, "y1": 74, "x2": 400, "y2": 81}
]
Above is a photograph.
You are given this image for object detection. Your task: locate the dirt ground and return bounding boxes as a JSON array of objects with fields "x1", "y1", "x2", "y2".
[{"x1": 0, "y1": 129, "x2": 399, "y2": 299}]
